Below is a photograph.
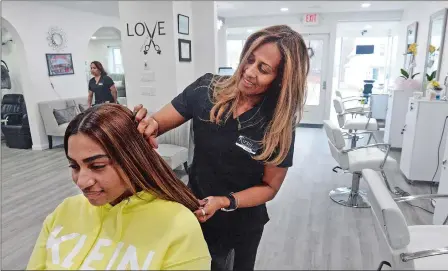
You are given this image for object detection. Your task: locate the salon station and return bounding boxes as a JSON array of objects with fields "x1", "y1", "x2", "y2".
[{"x1": 324, "y1": 6, "x2": 448, "y2": 269}]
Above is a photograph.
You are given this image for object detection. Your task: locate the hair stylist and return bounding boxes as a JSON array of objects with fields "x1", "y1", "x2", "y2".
[
  {"x1": 134, "y1": 25, "x2": 309, "y2": 271},
  {"x1": 88, "y1": 61, "x2": 117, "y2": 107}
]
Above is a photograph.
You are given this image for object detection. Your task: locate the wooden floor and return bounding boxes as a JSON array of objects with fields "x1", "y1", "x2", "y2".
[{"x1": 1, "y1": 128, "x2": 435, "y2": 270}]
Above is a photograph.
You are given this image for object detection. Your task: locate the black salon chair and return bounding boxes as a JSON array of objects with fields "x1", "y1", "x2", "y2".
[{"x1": 1, "y1": 94, "x2": 32, "y2": 149}]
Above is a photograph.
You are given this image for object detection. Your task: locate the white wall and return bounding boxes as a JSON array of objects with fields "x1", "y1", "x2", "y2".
[
  {"x1": 173, "y1": 1, "x2": 195, "y2": 94},
  {"x1": 192, "y1": 1, "x2": 218, "y2": 78},
  {"x1": 119, "y1": 1, "x2": 196, "y2": 112},
  {"x1": 217, "y1": 23, "x2": 228, "y2": 67},
  {"x1": 393, "y1": 2, "x2": 448, "y2": 87},
  {"x1": 2, "y1": 1, "x2": 120, "y2": 149}
]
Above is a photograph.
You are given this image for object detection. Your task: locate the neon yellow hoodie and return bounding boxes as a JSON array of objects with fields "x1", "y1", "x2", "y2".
[{"x1": 27, "y1": 191, "x2": 211, "y2": 270}]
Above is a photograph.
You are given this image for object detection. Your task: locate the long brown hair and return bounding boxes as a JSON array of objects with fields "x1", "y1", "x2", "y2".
[
  {"x1": 64, "y1": 104, "x2": 199, "y2": 211},
  {"x1": 91, "y1": 61, "x2": 108, "y2": 76},
  {"x1": 210, "y1": 25, "x2": 309, "y2": 165}
]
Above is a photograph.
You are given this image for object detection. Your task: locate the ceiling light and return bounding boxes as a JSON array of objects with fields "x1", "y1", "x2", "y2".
[
  {"x1": 280, "y1": 7, "x2": 289, "y2": 12},
  {"x1": 361, "y1": 3, "x2": 371, "y2": 8},
  {"x1": 364, "y1": 25, "x2": 372, "y2": 29},
  {"x1": 247, "y1": 29, "x2": 253, "y2": 33},
  {"x1": 91, "y1": 36, "x2": 97, "y2": 40}
]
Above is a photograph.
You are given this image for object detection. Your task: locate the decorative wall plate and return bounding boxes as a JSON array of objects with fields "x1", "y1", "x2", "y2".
[{"x1": 47, "y1": 27, "x2": 67, "y2": 52}]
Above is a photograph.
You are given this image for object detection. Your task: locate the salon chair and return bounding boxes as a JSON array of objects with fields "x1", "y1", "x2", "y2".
[
  {"x1": 362, "y1": 169, "x2": 448, "y2": 270},
  {"x1": 1, "y1": 94, "x2": 32, "y2": 149},
  {"x1": 333, "y1": 97, "x2": 379, "y2": 148},
  {"x1": 323, "y1": 120, "x2": 399, "y2": 208},
  {"x1": 335, "y1": 89, "x2": 370, "y2": 115}
]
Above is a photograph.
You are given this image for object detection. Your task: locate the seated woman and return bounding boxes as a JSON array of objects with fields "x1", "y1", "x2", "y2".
[{"x1": 27, "y1": 104, "x2": 211, "y2": 270}]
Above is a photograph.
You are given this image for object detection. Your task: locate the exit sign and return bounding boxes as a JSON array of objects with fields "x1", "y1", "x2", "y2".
[{"x1": 303, "y1": 13, "x2": 320, "y2": 25}]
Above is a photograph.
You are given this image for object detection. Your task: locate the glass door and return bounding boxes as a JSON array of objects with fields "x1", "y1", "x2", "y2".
[{"x1": 302, "y1": 34, "x2": 330, "y2": 124}]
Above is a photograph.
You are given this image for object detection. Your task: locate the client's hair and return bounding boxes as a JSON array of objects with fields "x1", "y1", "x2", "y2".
[{"x1": 64, "y1": 104, "x2": 199, "y2": 211}]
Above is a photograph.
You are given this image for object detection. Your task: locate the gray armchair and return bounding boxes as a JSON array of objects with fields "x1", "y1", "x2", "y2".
[{"x1": 155, "y1": 120, "x2": 191, "y2": 173}]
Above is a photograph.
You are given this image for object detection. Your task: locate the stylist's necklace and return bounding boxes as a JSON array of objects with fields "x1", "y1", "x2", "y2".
[{"x1": 235, "y1": 97, "x2": 266, "y2": 131}]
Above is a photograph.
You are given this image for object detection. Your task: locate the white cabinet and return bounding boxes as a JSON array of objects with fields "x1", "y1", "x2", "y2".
[
  {"x1": 434, "y1": 137, "x2": 448, "y2": 224},
  {"x1": 370, "y1": 93, "x2": 389, "y2": 120},
  {"x1": 383, "y1": 89, "x2": 415, "y2": 148},
  {"x1": 400, "y1": 98, "x2": 448, "y2": 183}
]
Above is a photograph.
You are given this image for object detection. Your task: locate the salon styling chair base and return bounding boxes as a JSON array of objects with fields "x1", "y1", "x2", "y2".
[
  {"x1": 329, "y1": 187, "x2": 370, "y2": 208},
  {"x1": 324, "y1": 120, "x2": 399, "y2": 208}
]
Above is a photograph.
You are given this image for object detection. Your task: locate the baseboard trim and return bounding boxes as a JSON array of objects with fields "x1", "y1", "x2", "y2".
[
  {"x1": 297, "y1": 123, "x2": 323, "y2": 128},
  {"x1": 32, "y1": 143, "x2": 49, "y2": 150}
]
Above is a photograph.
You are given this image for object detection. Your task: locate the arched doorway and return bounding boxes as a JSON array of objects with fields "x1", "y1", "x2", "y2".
[{"x1": 86, "y1": 26, "x2": 127, "y2": 105}]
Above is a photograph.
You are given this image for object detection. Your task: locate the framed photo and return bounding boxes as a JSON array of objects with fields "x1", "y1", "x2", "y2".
[
  {"x1": 178, "y1": 39, "x2": 191, "y2": 62},
  {"x1": 46, "y1": 53, "x2": 74, "y2": 76},
  {"x1": 178, "y1": 14, "x2": 189, "y2": 35}
]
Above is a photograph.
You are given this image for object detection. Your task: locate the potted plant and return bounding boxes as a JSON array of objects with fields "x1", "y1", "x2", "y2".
[
  {"x1": 394, "y1": 43, "x2": 420, "y2": 90},
  {"x1": 427, "y1": 80, "x2": 443, "y2": 100}
]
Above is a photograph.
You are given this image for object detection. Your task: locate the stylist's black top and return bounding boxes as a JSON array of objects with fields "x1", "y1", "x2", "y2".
[
  {"x1": 88, "y1": 75, "x2": 115, "y2": 104},
  {"x1": 171, "y1": 73, "x2": 295, "y2": 232}
]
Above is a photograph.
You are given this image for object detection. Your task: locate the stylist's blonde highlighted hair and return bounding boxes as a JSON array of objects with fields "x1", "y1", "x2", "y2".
[{"x1": 210, "y1": 25, "x2": 310, "y2": 165}]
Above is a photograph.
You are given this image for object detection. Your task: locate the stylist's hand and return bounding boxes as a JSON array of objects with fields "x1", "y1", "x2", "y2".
[
  {"x1": 133, "y1": 104, "x2": 159, "y2": 148},
  {"x1": 194, "y1": 196, "x2": 229, "y2": 223}
]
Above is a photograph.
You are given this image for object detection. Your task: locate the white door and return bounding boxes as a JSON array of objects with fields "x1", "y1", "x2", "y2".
[{"x1": 301, "y1": 34, "x2": 330, "y2": 125}]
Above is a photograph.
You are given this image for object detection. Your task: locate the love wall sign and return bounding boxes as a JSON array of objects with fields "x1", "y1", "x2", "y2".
[{"x1": 126, "y1": 21, "x2": 166, "y2": 55}]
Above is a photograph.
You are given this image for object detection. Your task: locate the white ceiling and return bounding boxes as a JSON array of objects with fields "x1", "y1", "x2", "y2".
[
  {"x1": 217, "y1": 1, "x2": 413, "y2": 18},
  {"x1": 40, "y1": 1, "x2": 413, "y2": 19},
  {"x1": 40, "y1": 1, "x2": 119, "y2": 17}
]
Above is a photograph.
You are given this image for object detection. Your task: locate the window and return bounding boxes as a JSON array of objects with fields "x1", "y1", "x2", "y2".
[
  {"x1": 337, "y1": 36, "x2": 397, "y2": 90},
  {"x1": 108, "y1": 47, "x2": 123, "y2": 73},
  {"x1": 226, "y1": 40, "x2": 245, "y2": 70}
]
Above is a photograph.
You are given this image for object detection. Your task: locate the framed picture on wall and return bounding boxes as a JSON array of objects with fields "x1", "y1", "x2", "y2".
[
  {"x1": 46, "y1": 53, "x2": 74, "y2": 76},
  {"x1": 178, "y1": 14, "x2": 189, "y2": 35},
  {"x1": 178, "y1": 39, "x2": 191, "y2": 62}
]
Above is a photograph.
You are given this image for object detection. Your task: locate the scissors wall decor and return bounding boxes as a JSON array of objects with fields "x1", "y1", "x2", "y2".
[{"x1": 141, "y1": 22, "x2": 161, "y2": 55}]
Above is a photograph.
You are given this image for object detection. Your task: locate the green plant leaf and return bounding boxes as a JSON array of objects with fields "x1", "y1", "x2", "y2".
[
  {"x1": 431, "y1": 70, "x2": 436, "y2": 78},
  {"x1": 411, "y1": 73, "x2": 420, "y2": 79},
  {"x1": 400, "y1": 69, "x2": 409, "y2": 78},
  {"x1": 400, "y1": 75, "x2": 408, "y2": 79}
]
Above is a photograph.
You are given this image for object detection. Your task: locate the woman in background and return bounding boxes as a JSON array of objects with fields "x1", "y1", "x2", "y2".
[
  {"x1": 88, "y1": 61, "x2": 117, "y2": 107},
  {"x1": 27, "y1": 104, "x2": 211, "y2": 270}
]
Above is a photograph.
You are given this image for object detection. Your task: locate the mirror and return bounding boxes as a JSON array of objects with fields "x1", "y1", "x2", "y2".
[
  {"x1": 404, "y1": 22, "x2": 418, "y2": 74},
  {"x1": 52, "y1": 33, "x2": 63, "y2": 46},
  {"x1": 424, "y1": 8, "x2": 447, "y2": 86}
]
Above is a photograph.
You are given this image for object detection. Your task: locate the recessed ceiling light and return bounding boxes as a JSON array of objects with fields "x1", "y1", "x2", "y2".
[
  {"x1": 280, "y1": 7, "x2": 289, "y2": 12},
  {"x1": 91, "y1": 36, "x2": 97, "y2": 39},
  {"x1": 361, "y1": 3, "x2": 371, "y2": 8},
  {"x1": 247, "y1": 29, "x2": 253, "y2": 33},
  {"x1": 364, "y1": 25, "x2": 372, "y2": 29}
]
